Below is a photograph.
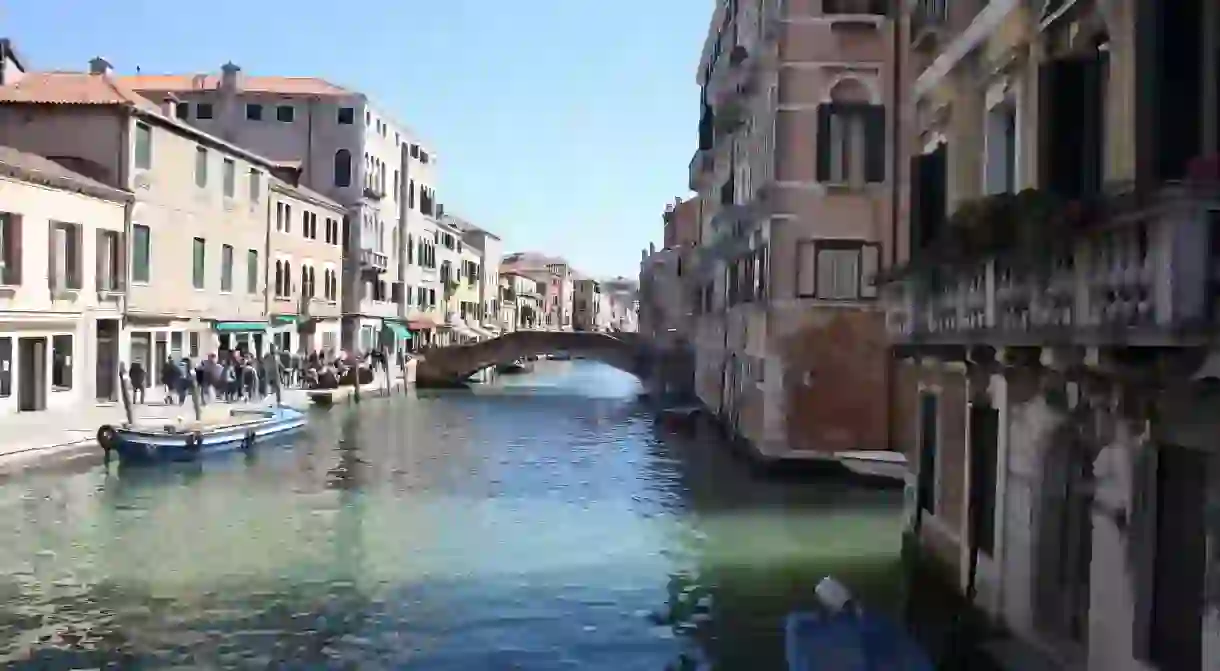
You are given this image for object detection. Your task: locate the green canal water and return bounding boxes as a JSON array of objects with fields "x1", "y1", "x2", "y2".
[{"x1": 0, "y1": 361, "x2": 904, "y2": 669}]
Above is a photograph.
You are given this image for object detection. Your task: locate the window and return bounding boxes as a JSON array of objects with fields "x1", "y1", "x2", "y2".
[
  {"x1": 132, "y1": 223, "x2": 150, "y2": 283},
  {"x1": 246, "y1": 103, "x2": 263, "y2": 120},
  {"x1": 51, "y1": 335, "x2": 72, "y2": 390},
  {"x1": 189, "y1": 332, "x2": 200, "y2": 358},
  {"x1": 984, "y1": 101, "x2": 1018, "y2": 195},
  {"x1": 96, "y1": 229, "x2": 122, "y2": 291},
  {"x1": 134, "y1": 123, "x2": 152, "y2": 170},
  {"x1": 192, "y1": 237, "x2": 206, "y2": 289},
  {"x1": 276, "y1": 105, "x2": 294, "y2": 122},
  {"x1": 917, "y1": 392, "x2": 939, "y2": 515},
  {"x1": 275, "y1": 202, "x2": 285, "y2": 231},
  {"x1": 408, "y1": 179, "x2": 415, "y2": 209},
  {"x1": 337, "y1": 107, "x2": 354, "y2": 124},
  {"x1": 420, "y1": 150, "x2": 430, "y2": 164},
  {"x1": 393, "y1": 170, "x2": 399, "y2": 201},
  {"x1": 247, "y1": 249, "x2": 259, "y2": 294},
  {"x1": 249, "y1": 169, "x2": 261, "y2": 202},
  {"x1": 816, "y1": 100, "x2": 885, "y2": 185},
  {"x1": 274, "y1": 260, "x2": 284, "y2": 297},
  {"x1": 0, "y1": 213, "x2": 21, "y2": 285},
  {"x1": 823, "y1": 0, "x2": 886, "y2": 14},
  {"x1": 220, "y1": 244, "x2": 233, "y2": 292},
  {"x1": 284, "y1": 204, "x2": 291, "y2": 234},
  {"x1": 795, "y1": 239, "x2": 880, "y2": 300},
  {"x1": 49, "y1": 221, "x2": 82, "y2": 291},
  {"x1": 195, "y1": 146, "x2": 208, "y2": 188},
  {"x1": 196, "y1": 103, "x2": 214, "y2": 119},
  {"x1": 222, "y1": 158, "x2": 236, "y2": 198},
  {"x1": 410, "y1": 144, "x2": 419, "y2": 158},
  {"x1": 334, "y1": 149, "x2": 352, "y2": 187}
]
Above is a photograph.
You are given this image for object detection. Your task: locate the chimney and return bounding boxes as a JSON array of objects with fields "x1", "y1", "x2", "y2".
[
  {"x1": 88, "y1": 57, "x2": 112, "y2": 76},
  {"x1": 437, "y1": 203, "x2": 445, "y2": 218},
  {"x1": 220, "y1": 61, "x2": 242, "y2": 92},
  {"x1": 161, "y1": 97, "x2": 177, "y2": 118}
]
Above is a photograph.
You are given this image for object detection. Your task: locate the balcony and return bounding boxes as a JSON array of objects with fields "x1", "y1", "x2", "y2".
[
  {"x1": 709, "y1": 46, "x2": 760, "y2": 111},
  {"x1": 714, "y1": 96, "x2": 746, "y2": 134},
  {"x1": 363, "y1": 185, "x2": 385, "y2": 201},
  {"x1": 884, "y1": 186, "x2": 1220, "y2": 349},
  {"x1": 359, "y1": 248, "x2": 389, "y2": 274},
  {"x1": 688, "y1": 148, "x2": 714, "y2": 191},
  {"x1": 823, "y1": 0, "x2": 887, "y2": 30}
]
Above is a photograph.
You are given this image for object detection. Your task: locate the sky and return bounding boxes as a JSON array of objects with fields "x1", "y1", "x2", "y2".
[{"x1": 3, "y1": 0, "x2": 711, "y2": 278}]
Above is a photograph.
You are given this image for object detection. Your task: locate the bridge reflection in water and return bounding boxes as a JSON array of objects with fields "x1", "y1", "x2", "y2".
[{"x1": 415, "y1": 330, "x2": 653, "y2": 387}]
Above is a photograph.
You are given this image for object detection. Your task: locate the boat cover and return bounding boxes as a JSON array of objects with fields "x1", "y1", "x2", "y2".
[{"x1": 785, "y1": 611, "x2": 932, "y2": 671}]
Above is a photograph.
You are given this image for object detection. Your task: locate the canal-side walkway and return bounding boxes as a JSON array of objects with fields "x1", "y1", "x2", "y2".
[{"x1": 0, "y1": 368, "x2": 408, "y2": 472}]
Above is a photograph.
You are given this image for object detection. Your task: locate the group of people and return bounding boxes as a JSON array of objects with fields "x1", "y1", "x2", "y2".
[{"x1": 124, "y1": 347, "x2": 396, "y2": 406}]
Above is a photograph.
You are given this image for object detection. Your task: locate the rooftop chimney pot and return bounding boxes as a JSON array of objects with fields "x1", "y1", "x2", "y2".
[
  {"x1": 88, "y1": 57, "x2": 113, "y2": 76},
  {"x1": 220, "y1": 61, "x2": 242, "y2": 91}
]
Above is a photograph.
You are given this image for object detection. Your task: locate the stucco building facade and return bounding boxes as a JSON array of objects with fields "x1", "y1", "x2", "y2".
[{"x1": 689, "y1": 0, "x2": 897, "y2": 458}]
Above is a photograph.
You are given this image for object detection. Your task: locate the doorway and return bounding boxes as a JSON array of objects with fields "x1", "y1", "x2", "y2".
[
  {"x1": 17, "y1": 337, "x2": 46, "y2": 412},
  {"x1": 1148, "y1": 445, "x2": 1207, "y2": 670},
  {"x1": 96, "y1": 319, "x2": 119, "y2": 402}
]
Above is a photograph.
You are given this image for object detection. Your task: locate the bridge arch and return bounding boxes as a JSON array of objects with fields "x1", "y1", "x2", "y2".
[{"x1": 415, "y1": 330, "x2": 651, "y2": 386}]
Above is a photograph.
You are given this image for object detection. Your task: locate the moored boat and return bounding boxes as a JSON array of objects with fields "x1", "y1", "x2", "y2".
[
  {"x1": 96, "y1": 406, "x2": 307, "y2": 465},
  {"x1": 786, "y1": 577, "x2": 932, "y2": 671}
]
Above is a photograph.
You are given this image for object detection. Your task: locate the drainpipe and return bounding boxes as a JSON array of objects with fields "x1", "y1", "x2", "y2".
[
  {"x1": 119, "y1": 113, "x2": 132, "y2": 356},
  {"x1": 888, "y1": 4, "x2": 904, "y2": 465}
]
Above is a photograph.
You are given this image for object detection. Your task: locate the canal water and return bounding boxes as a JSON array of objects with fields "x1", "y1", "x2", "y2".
[{"x1": 0, "y1": 361, "x2": 904, "y2": 670}]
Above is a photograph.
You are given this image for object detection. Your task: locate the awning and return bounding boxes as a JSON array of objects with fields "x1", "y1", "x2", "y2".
[
  {"x1": 271, "y1": 315, "x2": 299, "y2": 326},
  {"x1": 407, "y1": 317, "x2": 437, "y2": 330},
  {"x1": 384, "y1": 321, "x2": 412, "y2": 340},
  {"x1": 213, "y1": 321, "x2": 267, "y2": 333}
]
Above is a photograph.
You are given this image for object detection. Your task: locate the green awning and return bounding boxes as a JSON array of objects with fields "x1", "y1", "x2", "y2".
[
  {"x1": 272, "y1": 315, "x2": 298, "y2": 325},
  {"x1": 384, "y1": 322, "x2": 412, "y2": 340},
  {"x1": 213, "y1": 321, "x2": 267, "y2": 333}
]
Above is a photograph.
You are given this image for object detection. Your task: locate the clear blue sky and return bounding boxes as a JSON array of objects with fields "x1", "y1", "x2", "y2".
[{"x1": 4, "y1": 0, "x2": 710, "y2": 278}]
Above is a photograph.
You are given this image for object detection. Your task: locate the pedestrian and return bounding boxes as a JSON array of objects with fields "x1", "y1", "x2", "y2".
[
  {"x1": 129, "y1": 361, "x2": 146, "y2": 404},
  {"x1": 160, "y1": 356, "x2": 178, "y2": 405}
]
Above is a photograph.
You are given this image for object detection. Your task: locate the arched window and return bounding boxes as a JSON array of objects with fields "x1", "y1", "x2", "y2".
[
  {"x1": 334, "y1": 149, "x2": 352, "y2": 187},
  {"x1": 308, "y1": 266, "x2": 316, "y2": 298},
  {"x1": 274, "y1": 260, "x2": 283, "y2": 297},
  {"x1": 284, "y1": 264, "x2": 292, "y2": 298},
  {"x1": 300, "y1": 263, "x2": 308, "y2": 298},
  {"x1": 818, "y1": 77, "x2": 883, "y2": 185}
]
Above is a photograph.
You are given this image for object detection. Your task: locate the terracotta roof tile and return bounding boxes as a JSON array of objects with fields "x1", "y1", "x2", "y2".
[
  {"x1": 118, "y1": 74, "x2": 351, "y2": 97},
  {"x1": 0, "y1": 144, "x2": 131, "y2": 202},
  {"x1": 0, "y1": 72, "x2": 161, "y2": 112}
]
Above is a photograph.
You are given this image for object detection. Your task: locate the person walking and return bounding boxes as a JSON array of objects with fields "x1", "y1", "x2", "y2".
[{"x1": 129, "y1": 361, "x2": 147, "y2": 404}]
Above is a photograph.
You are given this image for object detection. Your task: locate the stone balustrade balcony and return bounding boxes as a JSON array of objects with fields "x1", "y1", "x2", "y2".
[{"x1": 885, "y1": 185, "x2": 1220, "y2": 348}]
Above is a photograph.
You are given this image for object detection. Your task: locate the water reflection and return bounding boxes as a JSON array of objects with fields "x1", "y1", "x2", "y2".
[{"x1": 0, "y1": 361, "x2": 902, "y2": 669}]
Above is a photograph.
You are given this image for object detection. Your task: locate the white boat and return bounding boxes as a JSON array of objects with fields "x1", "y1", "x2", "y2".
[{"x1": 834, "y1": 451, "x2": 908, "y2": 483}]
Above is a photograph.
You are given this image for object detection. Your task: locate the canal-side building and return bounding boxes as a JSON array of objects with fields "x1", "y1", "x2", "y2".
[
  {"x1": 572, "y1": 278, "x2": 603, "y2": 331},
  {"x1": 689, "y1": 0, "x2": 897, "y2": 458},
  {"x1": 887, "y1": 1, "x2": 1220, "y2": 668},
  {"x1": 641, "y1": 198, "x2": 702, "y2": 390},
  {"x1": 499, "y1": 271, "x2": 542, "y2": 331},
  {"x1": 454, "y1": 219, "x2": 504, "y2": 336},
  {"x1": 267, "y1": 173, "x2": 346, "y2": 356},
  {"x1": 0, "y1": 145, "x2": 130, "y2": 415},
  {"x1": 502, "y1": 253, "x2": 566, "y2": 330},
  {"x1": 434, "y1": 213, "x2": 475, "y2": 344},
  {"x1": 0, "y1": 61, "x2": 300, "y2": 370},
  {"x1": 118, "y1": 64, "x2": 440, "y2": 354}
]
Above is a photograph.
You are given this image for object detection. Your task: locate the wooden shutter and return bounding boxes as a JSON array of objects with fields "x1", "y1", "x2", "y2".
[
  {"x1": 860, "y1": 242, "x2": 881, "y2": 298},
  {"x1": 863, "y1": 105, "x2": 887, "y2": 183},
  {"x1": 816, "y1": 105, "x2": 833, "y2": 182},
  {"x1": 909, "y1": 155, "x2": 924, "y2": 256},
  {"x1": 96, "y1": 229, "x2": 108, "y2": 291}
]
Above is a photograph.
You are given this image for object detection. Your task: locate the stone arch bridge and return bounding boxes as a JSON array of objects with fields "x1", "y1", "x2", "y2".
[{"x1": 415, "y1": 330, "x2": 654, "y2": 387}]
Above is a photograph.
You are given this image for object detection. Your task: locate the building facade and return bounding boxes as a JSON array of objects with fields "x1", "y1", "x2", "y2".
[
  {"x1": 266, "y1": 177, "x2": 346, "y2": 355},
  {"x1": 888, "y1": 1, "x2": 1220, "y2": 669},
  {"x1": 572, "y1": 278, "x2": 603, "y2": 331},
  {"x1": 689, "y1": 0, "x2": 896, "y2": 458},
  {"x1": 119, "y1": 64, "x2": 440, "y2": 354},
  {"x1": 0, "y1": 146, "x2": 129, "y2": 415},
  {"x1": 499, "y1": 272, "x2": 542, "y2": 331}
]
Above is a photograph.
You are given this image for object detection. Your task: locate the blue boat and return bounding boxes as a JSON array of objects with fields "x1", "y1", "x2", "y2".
[
  {"x1": 786, "y1": 578, "x2": 932, "y2": 671},
  {"x1": 96, "y1": 406, "x2": 307, "y2": 465}
]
